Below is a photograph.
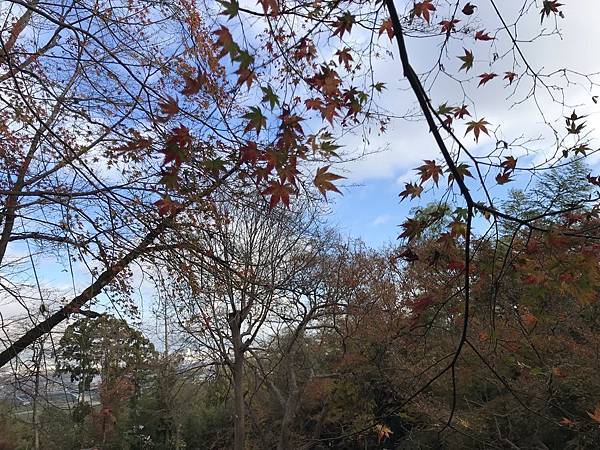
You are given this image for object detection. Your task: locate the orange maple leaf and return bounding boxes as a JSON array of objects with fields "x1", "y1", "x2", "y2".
[
  {"x1": 314, "y1": 166, "x2": 344, "y2": 198},
  {"x1": 379, "y1": 18, "x2": 394, "y2": 40},
  {"x1": 413, "y1": 0, "x2": 436, "y2": 24},
  {"x1": 416, "y1": 160, "x2": 443, "y2": 185},
  {"x1": 465, "y1": 118, "x2": 490, "y2": 142}
]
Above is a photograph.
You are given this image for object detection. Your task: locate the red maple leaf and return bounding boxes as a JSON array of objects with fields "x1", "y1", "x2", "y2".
[
  {"x1": 335, "y1": 47, "x2": 354, "y2": 69},
  {"x1": 501, "y1": 156, "x2": 517, "y2": 171},
  {"x1": 454, "y1": 104, "x2": 470, "y2": 119},
  {"x1": 261, "y1": 180, "x2": 294, "y2": 208},
  {"x1": 462, "y1": 2, "x2": 476, "y2": 15},
  {"x1": 213, "y1": 26, "x2": 237, "y2": 59},
  {"x1": 154, "y1": 196, "x2": 181, "y2": 216},
  {"x1": 495, "y1": 172, "x2": 513, "y2": 185},
  {"x1": 439, "y1": 19, "x2": 460, "y2": 34},
  {"x1": 181, "y1": 72, "x2": 207, "y2": 96},
  {"x1": 240, "y1": 141, "x2": 261, "y2": 165},
  {"x1": 504, "y1": 71, "x2": 517, "y2": 84},
  {"x1": 541, "y1": 1, "x2": 563, "y2": 23},
  {"x1": 478, "y1": 72, "x2": 497, "y2": 86},
  {"x1": 475, "y1": 30, "x2": 494, "y2": 41}
]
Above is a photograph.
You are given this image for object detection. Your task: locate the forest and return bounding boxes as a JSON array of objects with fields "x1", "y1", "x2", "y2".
[{"x1": 1, "y1": 0, "x2": 600, "y2": 448}]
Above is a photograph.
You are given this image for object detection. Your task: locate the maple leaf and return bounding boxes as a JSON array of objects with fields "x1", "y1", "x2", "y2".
[
  {"x1": 257, "y1": 0, "x2": 279, "y2": 15},
  {"x1": 454, "y1": 104, "x2": 470, "y2": 119},
  {"x1": 154, "y1": 196, "x2": 180, "y2": 216},
  {"x1": 158, "y1": 96, "x2": 179, "y2": 117},
  {"x1": 572, "y1": 144, "x2": 590, "y2": 156},
  {"x1": 459, "y1": 48, "x2": 474, "y2": 72},
  {"x1": 560, "y1": 417, "x2": 575, "y2": 426},
  {"x1": 305, "y1": 98, "x2": 323, "y2": 111},
  {"x1": 450, "y1": 219, "x2": 468, "y2": 238},
  {"x1": 261, "y1": 180, "x2": 294, "y2": 209},
  {"x1": 261, "y1": 85, "x2": 279, "y2": 110},
  {"x1": 314, "y1": 166, "x2": 344, "y2": 198},
  {"x1": 417, "y1": 160, "x2": 444, "y2": 186},
  {"x1": 181, "y1": 72, "x2": 207, "y2": 96},
  {"x1": 399, "y1": 182, "x2": 424, "y2": 201},
  {"x1": 399, "y1": 247, "x2": 419, "y2": 262},
  {"x1": 495, "y1": 172, "x2": 512, "y2": 185},
  {"x1": 501, "y1": 156, "x2": 517, "y2": 171},
  {"x1": 504, "y1": 71, "x2": 517, "y2": 84},
  {"x1": 332, "y1": 13, "x2": 355, "y2": 38},
  {"x1": 541, "y1": 1, "x2": 563, "y2": 23},
  {"x1": 465, "y1": 118, "x2": 490, "y2": 142},
  {"x1": 379, "y1": 18, "x2": 394, "y2": 40},
  {"x1": 413, "y1": 0, "x2": 436, "y2": 24},
  {"x1": 163, "y1": 125, "x2": 192, "y2": 166},
  {"x1": 439, "y1": 19, "x2": 460, "y2": 34},
  {"x1": 475, "y1": 30, "x2": 494, "y2": 41},
  {"x1": 478, "y1": 72, "x2": 497, "y2": 86},
  {"x1": 588, "y1": 405, "x2": 600, "y2": 424},
  {"x1": 239, "y1": 141, "x2": 261, "y2": 165},
  {"x1": 437, "y1": 102, "x2": 455, "y2": 115},
  {"x1": 214, "y1": 26, "x2": 238, "y2": 59},
  {"x1": 242, "y1": 106, "x2": 267, "y2": 135},
  {"x1": 442, "y1": 115, "x2": 453, "y2": 128},
  {"x1": 408, "y1": 294, "x2": 435, "y2": 314},
  {"x1": 335, "y1": 47, "x2": 354, "y2": 69},
  {"x1": 399, "y1": 218, "x2": 426, "y2": 241},
  {"x1": 321, "y1": 102, "x2": 339, "y2": 124},
  {"x1": 218, "y1": 0, "x2": 239, "y2": 19},
  {"x1": 373, "y1": 82, "x2": 386, "y2": 92},
  {"x1": 235, "y1": 66, "x2": 256, "y2": 88},
  {"x1": 462, "y1": 2, "x2": 476, "y2": 15},
  {"x1": 375, "y1": 424, "x2": 393, "y2": 444},
  {"x1": 319, "y1": 139, "x2": 342, "y2": 157},
  {"x1": 447, "y1": 163, "x2": 473, "y2": 184},
  {"x1": 310, "y1": 66, "x2": 341, "y2": 96}
]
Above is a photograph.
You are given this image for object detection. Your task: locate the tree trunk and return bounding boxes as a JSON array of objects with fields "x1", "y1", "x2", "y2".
[
  {"x1": 232, "y1": 350, "x2": 245, "y2": 450},
  {"x1": 277, "y1": 350, "x2": 299, "y2": 450}
]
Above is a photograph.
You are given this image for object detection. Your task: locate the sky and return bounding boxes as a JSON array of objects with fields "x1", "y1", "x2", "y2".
[{"x1": 325, "y1": 0, "x2": 600, "y2": 248}]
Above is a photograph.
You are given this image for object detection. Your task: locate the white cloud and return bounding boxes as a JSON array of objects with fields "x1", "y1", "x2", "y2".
[{"x1": 372, "y1": 214, "x2": 392, "y2": 226}]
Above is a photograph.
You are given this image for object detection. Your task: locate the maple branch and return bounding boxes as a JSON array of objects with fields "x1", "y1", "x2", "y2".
[{"x1": 0, "y1": 214, "x2": 175, "y2": 368}]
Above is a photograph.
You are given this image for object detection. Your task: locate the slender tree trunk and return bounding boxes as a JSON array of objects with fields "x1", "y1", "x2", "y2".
[
  {"x1": 277, "y1": 350, "x2": 299, "y2": 450},
  {"x1": 231, "y1": 317, "x2": 246, "y2": 450},
  {"x1": 32, "y1": 343, "x2": 42, "y2": 450},
  {"x1": 232, "y1": 349, "x2": 245, "y2": 450}
]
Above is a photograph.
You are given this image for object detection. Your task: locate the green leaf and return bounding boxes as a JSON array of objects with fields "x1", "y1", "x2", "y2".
[
  {"x1": 218, "y1": 0, "x2": 239, "y2": 19},
  {"x1": 261, "y1": 85, "x2": 280, "y2": 110},
  {"x1": 242, "y1": 106, "x2": 267, "y2": 135}
]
